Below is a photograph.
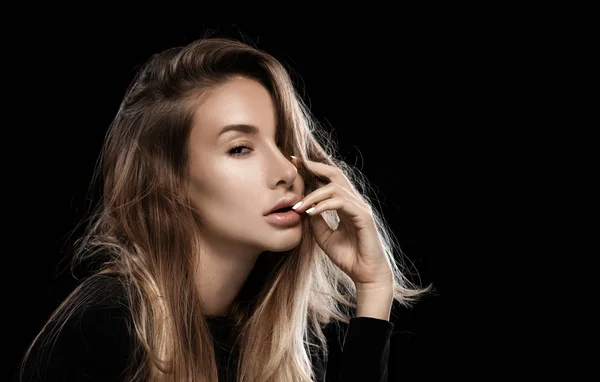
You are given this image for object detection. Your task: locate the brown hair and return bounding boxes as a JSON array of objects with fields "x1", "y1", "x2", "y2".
[{"x1": 20, "y1": 36, "x2": 429, "y2": 381}]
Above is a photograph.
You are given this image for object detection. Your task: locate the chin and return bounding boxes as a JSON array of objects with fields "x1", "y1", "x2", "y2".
[{"x1": 265, "y1": 232, "x2": 303, "y2": 252}]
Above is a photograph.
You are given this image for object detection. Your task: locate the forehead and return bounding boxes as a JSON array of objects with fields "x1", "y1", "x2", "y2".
[{"x1": 191, "y1": 77, "x2": 277, "y2": 141}]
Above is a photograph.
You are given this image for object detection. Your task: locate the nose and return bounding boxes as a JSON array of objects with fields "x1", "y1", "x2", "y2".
[{"x1": 268, "y1": 147, "x2": 299, "y2": 189}]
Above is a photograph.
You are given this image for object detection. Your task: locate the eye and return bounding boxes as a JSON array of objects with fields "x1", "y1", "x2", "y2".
[{"x1": 228, "y1": 144, "x2": 252, "y2": 157}]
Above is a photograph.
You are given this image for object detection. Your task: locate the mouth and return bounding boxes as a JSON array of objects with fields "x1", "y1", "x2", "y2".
[
  {"x1": 265, "y1": 195, "x2": 302, "y2": 215},
  {"x1": 264, "y1": 203, "x2": 302, "y2": 227},
  {"x1": 268, "y1": 205, "x2": 295, "y2": 214}
]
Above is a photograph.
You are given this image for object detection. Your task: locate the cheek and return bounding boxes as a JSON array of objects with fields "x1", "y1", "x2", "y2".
[
  {"x1": 231, "y1": 167, "x2": 263, "y2": 183},
  {"x1": 296, "y1": 176, "x2": 305, "y2": 193},
  {"x1": 213, "y1": 167, "x2": 264, "y2": 200},
  {"x1": 187, "y1": 168, "x2": 203, "y2": 195}
]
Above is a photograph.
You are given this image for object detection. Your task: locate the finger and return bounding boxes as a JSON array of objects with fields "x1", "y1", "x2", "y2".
[
  {"x1": 303, "y1": 197, "x2": 344, "y2": 216},
  {"x1": 300, "y1": 158, "x2": 356, "y2": 194},
  {"x1": 306, "y1": 206, "x2": 334, "y2": 243},
  {"x1": 303, "y1": 197, "x2": 367, "y2": 226},
  {"x1": 292, "y1": 183, "x2": 351, "y2": 213},
  {"x1": 299, "y1": 158, "x2": 336, "y2": 180},
  {"x1": 291, "y1": 156, "x2": 327, "y2": 183}
]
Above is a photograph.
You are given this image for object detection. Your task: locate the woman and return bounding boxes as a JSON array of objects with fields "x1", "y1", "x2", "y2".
[{"x1": 20, "y1": 36, "x2": 429, "y2": 381}]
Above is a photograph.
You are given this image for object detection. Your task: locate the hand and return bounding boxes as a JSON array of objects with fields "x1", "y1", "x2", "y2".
[{"x1": 291, "y1": 157, "x2": 393, "y2": 286}]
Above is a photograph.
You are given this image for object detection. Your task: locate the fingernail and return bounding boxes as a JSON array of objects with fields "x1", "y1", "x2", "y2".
[
  {"x1": 305, "y1": 207, "x2": 315, "y2": 214},
  {"x1": 292, "y1": 201, "x2": 303, "y2": 210}
]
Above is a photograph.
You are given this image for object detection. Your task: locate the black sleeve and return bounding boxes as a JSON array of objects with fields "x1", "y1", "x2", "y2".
[
  {"x1": 21, "y1": 276, "x2": 134, "y2": 381},
  {"x1": 326, "y1": 317, "x2": 395, "y2": 382}
]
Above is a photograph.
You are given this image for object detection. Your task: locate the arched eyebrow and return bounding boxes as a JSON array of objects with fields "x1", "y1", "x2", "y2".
[
  {"x1": 217, "y1": 123, "x2": 279, "y2": 143},
  {"x1": 217, "y1": 124, "x2": 259, "y2": 138}
]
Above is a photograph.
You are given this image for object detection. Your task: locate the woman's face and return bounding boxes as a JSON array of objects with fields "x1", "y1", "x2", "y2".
[{"x1": 187, "y1": 76, "x2": 305, "y2": 255}]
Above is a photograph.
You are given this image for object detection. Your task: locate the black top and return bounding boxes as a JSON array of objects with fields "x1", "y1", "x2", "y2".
[{"x1": 22, "y1": 274, "x2": 394, "y2": 381}]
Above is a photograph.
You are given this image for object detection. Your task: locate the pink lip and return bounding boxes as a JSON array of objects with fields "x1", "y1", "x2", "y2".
[{"x1": 264, "y1": 209, "x2": 302, "y2": 227}]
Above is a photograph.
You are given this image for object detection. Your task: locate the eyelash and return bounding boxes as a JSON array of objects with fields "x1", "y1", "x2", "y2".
[
  {"x1": 228, "y1": 143, "x2": 287, "y2": 158},
  {"x1": 228, "y1": 144, "x2": 253, "y2": 157}
]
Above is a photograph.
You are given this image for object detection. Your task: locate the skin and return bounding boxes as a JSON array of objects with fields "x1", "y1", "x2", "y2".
[
  {"x1": 187, "y1": 76, "x2": 305, "y2": 317},
  {"x1": 187, "y1": 76, "x2": 394, "y2": 320}
]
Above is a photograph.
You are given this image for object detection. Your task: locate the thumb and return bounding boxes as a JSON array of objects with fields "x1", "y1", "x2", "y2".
[{"x1": 308, "y1": 211, "x2": 334, "y2": 243}]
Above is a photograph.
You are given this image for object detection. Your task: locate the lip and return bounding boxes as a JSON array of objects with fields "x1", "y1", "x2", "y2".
[
  {"x1": 264, "y1": 194, "x2": 302, "y2": 216},
  {"x1": 264, "y1": 209, "x2": 302, "y2": 227}
]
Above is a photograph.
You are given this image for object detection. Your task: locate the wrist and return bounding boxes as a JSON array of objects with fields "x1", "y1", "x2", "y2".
[{"x1": 355, "y1": 282, "x2": 393, "y2": 321}]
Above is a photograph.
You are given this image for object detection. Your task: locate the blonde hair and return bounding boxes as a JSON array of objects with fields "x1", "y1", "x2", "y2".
[{"x1": 20, "y1": 36, "x2": 430, "y2": 381}]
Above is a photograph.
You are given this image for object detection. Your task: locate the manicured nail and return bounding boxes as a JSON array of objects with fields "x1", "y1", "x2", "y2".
[
  {"x1": 292, "y1": 201, "x2": 303, "y2": 210},
  {"x1": 305, "y1": 207, "x2": 315, "y2": 214}
]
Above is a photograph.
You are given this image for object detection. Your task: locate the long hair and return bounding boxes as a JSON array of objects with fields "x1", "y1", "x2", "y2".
[{"x1": 20, "y1": 36, "x2": 430, "y2": 381}]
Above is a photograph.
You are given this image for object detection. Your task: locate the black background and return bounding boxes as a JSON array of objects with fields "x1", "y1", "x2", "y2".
[{"x1": 8, "y1": 18, "x2": 598, "y2": 380}]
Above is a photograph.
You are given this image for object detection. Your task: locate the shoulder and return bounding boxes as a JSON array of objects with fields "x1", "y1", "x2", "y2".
[{"x1": 22, "y1": 273, "x2": 136, "y2": 381}]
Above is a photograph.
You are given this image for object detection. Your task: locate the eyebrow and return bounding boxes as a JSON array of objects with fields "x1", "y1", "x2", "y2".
[{"x1": 217, "y1": 124, "x2": 260, "y2": 138}]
